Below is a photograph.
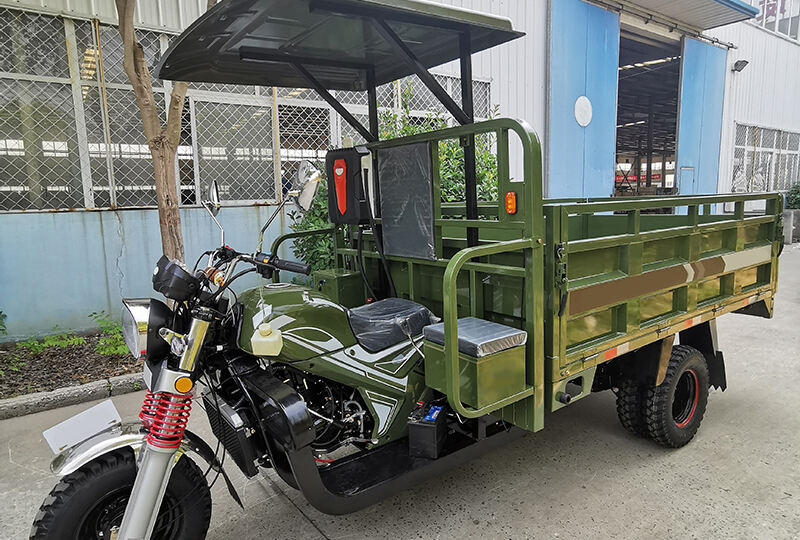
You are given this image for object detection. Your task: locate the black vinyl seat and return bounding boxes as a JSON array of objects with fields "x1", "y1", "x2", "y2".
[{"x1": 347, "y1": 298, "x2": 438, "y2": 353}]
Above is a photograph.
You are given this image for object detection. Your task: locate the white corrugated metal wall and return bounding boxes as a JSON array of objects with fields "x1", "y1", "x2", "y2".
[
  {"x1": 0, "y1": 0, "x2": 207, "y2": 32},
  {"x1": 708, "y1": 21, "x2": 800, "y2": 193}
]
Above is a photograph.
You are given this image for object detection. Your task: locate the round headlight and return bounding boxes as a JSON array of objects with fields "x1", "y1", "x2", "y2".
[{"x1": 122, "y1": 298, "x2": 172, "y2": 362}]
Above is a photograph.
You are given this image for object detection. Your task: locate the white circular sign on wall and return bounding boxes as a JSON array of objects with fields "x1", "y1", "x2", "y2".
[{"x1": 574, "y1": 95, "x2": 593, "y2": 127}]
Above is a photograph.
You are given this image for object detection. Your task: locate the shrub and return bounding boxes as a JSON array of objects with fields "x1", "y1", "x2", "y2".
[
  {"x1": 0, "y1": 311, "x2": 6, "y2": 335},
  {"x1": 786, "y1": 183, "x2": 800, "y2": 210},
  {"x1": 17, "y1": 333, "x2": 85, "y2": 354},
  {"x1": 89, "y1": 311, "x2": 128, "y2": 356},
  {"x1": 288, "y1": 179, "x2": 335, "y2": 273}
]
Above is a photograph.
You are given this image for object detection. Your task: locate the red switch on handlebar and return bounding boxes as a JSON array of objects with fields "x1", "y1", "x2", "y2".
[{"x1": 333, "y1": 158, "x2": 347, "y2": 215}]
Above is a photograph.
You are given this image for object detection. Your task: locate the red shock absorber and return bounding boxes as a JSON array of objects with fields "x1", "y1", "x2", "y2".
[{"x1": 139, "y1": 390, "x2": 193, "y2": 449}]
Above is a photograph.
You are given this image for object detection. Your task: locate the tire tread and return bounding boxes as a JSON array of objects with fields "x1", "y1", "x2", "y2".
[{"x1": 644, "y1": 344, "x2": 708, "y2": 448}]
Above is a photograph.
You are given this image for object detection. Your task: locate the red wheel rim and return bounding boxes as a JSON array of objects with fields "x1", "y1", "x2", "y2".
[{"x1": 673, "y1": 369, "x2": 699, "y2": 428}]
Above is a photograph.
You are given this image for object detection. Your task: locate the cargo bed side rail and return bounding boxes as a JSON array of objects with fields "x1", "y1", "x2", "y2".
[{"x1": 543, "y1": 192, "x2": 782, "y2": 382}]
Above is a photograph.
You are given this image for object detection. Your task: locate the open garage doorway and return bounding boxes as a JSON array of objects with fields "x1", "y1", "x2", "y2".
[{"x1": 615, "y1": 32, "x2": 681, "y2": 199}]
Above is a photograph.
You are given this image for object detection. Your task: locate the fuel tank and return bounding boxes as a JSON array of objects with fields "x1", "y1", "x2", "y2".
[{"x1": 238, "y1": 284, "x2": 357, "y2": 361}]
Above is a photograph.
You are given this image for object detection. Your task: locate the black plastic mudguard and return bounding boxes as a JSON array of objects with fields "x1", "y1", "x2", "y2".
[
  {"x1": 243, "y1": 367, "x2": 525, "y2": 514},
  {"x1": 240, "y1": 369, "x2": 315, "y2": 452}
]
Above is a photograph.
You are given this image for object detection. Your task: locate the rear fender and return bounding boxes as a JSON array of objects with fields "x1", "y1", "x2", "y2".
[{"x1": 50, "y1": 421, "x2": 242, "y2": 507}]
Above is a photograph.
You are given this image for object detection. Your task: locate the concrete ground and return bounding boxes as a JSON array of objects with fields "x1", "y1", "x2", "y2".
[{"x1": 2, "y1": 248, "x2": 799, "y2": 540}]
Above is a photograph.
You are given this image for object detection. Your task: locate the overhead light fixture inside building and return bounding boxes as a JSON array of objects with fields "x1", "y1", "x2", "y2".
[{"x1": 732, "y1": 60, "x2": 749, "y2": 72}]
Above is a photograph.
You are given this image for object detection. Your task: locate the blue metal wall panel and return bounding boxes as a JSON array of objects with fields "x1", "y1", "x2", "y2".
[
  {"x1": 548, "y1": 0, "x2": 619, "y2": 198},
  {"x1": 0, "y1": 207, "x2": 290, "y2": 340},
  {"x1": 676, "y1": 38, "x2": 728, "y2": 195}
]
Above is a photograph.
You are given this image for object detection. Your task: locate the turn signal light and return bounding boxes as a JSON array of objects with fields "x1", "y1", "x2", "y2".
[
  {"x1": 505, "y1": 191, "x2": 517, "y2": 214},
  {"x1": 174, "y1": 376, "x2": 194, "y2": 394}
]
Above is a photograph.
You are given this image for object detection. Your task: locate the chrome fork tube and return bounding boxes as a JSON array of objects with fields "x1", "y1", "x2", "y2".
[{"x1": 117, "y1": 312, "x2": 211, "y2": 540}]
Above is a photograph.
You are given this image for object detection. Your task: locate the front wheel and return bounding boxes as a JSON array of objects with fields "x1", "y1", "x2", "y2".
[
  {"x1": 30, "y1": 448, "x2": 211, "y2": 540},
  {"x1": 644, "y1": 345, "x2": 710, "y2": 448}
]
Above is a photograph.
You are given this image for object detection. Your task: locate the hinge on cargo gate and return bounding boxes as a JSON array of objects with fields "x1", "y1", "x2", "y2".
[
  {"x1": 555, "y1": 243, "x2": 569, "y2": 317},
  {"x1": 555, "y1": 243, "x2": 568, "y2": 287}
]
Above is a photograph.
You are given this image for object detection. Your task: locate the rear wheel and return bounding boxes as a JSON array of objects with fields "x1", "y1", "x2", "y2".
[
  {"x1": 615, "y1": 379, "x2": 647, "y2": 436},
  {"x1": 30, "y1": 448, "x2": 211, "y2": 540},
  {"x1": 644, "y1": 345, "x2": 709, "y2": 448}
]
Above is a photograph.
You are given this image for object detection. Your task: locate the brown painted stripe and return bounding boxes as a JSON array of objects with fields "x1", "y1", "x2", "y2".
[
  {"x1": 569, "y1": 264, "x2": 688, "y2": 315},
  {"x1": 567, "y1": 245, "x2": 772, "y2": 316}
]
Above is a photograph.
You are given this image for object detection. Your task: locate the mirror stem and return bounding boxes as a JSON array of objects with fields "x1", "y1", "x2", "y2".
[
  {"x1": 257, "y1": 197, "x2": 290, "y2": 253},
  {"x1": 203, "y1": 207, "x2": 225, "y2": 267}
]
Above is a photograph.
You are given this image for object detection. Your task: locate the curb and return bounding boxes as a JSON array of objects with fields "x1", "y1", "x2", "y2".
[{"x1": 0, "y1": 372, "x2": 144, "y2": 421}]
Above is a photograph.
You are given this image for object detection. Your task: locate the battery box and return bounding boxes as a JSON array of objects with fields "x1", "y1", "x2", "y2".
[{"x1": 407, "y1": 402, "x2": 447, "y2": 459}]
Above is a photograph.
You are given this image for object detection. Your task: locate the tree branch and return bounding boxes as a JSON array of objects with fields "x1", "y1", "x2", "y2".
[
  {"x1": 165, "y1": 81, "x2": 189, "y2": 150},
  {"x1": 116, "y1": 0, "x2": 160, "y2": 140}
]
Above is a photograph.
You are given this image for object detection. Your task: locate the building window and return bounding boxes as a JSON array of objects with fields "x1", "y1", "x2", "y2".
[
  {"x1": 732, "y1": 124, "x2": 800, "y2": 192},
  {"x1": 751, "y1": 0, "x2": 800, "y2": 41}
]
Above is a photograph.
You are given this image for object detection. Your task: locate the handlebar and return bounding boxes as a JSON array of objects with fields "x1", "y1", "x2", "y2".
[
  {"x1": 212, "y1": 246, "x2": 311, "y2": 276},
  {"x1": 270, "y1": 257, "x2": 311, "y2": 275}
]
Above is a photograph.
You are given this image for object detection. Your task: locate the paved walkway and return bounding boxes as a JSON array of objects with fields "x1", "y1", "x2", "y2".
[{"x1": 2, "y1": 248, "x2": 799, "y2": 539}]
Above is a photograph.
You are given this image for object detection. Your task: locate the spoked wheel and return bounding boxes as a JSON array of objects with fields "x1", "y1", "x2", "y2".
[
  {"x1": 644, "y1": 345, "x2": 709, "y2": 448},
  {"x1": 30, "y1": 448, "x2": 211, "y2": 540}
]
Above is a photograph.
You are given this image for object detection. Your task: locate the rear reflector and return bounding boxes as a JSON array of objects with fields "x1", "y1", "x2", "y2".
[
  {"x1": 505, "y1": 191, "x2": 517, "y2": 214},
  {"x1": 333, "y1": 158, "x2": 347, "y2": 215}
]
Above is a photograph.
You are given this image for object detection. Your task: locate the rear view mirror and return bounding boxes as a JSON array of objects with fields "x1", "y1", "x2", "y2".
[
  {"x1": 203, "y1": 180, "x2": 221, "y2": 217},
  {"x1": 293, "y1": 161, "x2": 321, "y2": 213}
]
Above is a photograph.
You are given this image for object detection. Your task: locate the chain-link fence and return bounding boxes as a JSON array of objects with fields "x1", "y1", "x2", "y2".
[
  {"x1": 731, "y1": 124, "x2": 800, "y2": 193},
  {"x1": 0, "y1": 7, "x2": 491, "y2": 213}
]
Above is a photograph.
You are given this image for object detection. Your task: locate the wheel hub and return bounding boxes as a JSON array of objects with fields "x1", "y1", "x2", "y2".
[{"x1": 672, "y1": 369, "x2": 699, "y2": 428}]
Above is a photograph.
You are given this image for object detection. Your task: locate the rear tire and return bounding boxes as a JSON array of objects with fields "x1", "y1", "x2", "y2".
[
  {"x1": 615, "y1": 379, "x2": 647, "y2": 436},
  {"x1": 644, "y1": 345, "x2": 709, "y2": 448},
  {"x1": 30, "y1": 448, "x2": 211, "y2": 540}
]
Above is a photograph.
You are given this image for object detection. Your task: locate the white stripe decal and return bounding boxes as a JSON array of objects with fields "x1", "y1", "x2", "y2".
[
  {"x1": 683, "y1": 263, "x2": 695, "y2": 282},
  {"x1": 720, "y1": 245, "x2": 772, "y2": 272}
]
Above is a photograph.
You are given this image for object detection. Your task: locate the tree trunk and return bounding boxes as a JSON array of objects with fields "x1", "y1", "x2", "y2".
[
  {"x1": 117, "y1": 0, "x2": 215, "y2": 261},
  {"x1": 150, "y1": 135, "x2": 184, "y2": 260}
]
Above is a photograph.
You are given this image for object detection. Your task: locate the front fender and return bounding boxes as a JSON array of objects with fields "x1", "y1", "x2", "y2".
[{"x1": 50, "y1": 421, "x2": 242, "y2": 507}]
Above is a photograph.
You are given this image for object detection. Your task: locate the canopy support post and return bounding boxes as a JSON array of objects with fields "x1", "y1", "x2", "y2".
[
  {"x1": 291, "y1": 62, "x2": 377, "y2": 143},
  {"x1": 371, "y1": 18, "x2": 471, "y2": 126},
  {"x1": 460, "y1": 30, "x2": 478, "y2": 246}
]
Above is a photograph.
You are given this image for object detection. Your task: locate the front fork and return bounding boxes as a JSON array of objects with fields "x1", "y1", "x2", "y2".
[{"x1": 117, "y1": 309, "x2": 213, "y2": 540}]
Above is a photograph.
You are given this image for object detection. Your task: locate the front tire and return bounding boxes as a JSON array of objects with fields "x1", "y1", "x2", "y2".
[
  {"x1": 30, "y1": 448, "x2": 211, "y2": 540},
  {"x1": 644, "y1": 345, "x2": 709, "y2": 448}
]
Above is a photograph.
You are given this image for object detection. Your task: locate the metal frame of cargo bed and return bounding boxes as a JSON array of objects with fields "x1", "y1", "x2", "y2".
[{"x1": 271, "y1": 118, "x2": 783, "y2": 435}]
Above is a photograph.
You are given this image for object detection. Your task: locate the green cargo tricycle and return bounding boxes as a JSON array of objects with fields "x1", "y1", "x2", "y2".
[{"x1": 32, "y1": 1, "x2": 782, "y2": 538}]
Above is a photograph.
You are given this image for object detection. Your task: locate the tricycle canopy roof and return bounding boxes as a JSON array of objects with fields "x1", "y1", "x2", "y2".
[{"x1": 157, "y1": 0, "x2": 523, "y2": 91}]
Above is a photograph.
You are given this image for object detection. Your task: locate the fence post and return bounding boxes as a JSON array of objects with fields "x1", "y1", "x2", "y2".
[{"x1": 64, "y1": 18, "x2": 95, "y2": 209}]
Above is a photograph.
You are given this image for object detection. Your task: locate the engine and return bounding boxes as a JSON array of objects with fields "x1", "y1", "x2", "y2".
[{"x1": 269, "y1": 364, "x2": 375, "y2": 453}]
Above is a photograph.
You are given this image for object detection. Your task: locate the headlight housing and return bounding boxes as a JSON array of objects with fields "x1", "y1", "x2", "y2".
[{"x1": 121, "y1": 298, "x2": 172, "y2": 362}]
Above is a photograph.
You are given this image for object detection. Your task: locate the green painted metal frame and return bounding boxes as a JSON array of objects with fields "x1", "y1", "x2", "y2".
[
  {"x1": 441, "y1": 238, "x2": 537, "y2": 417},
  {"x1": 544, "y1": 192, "x2": 783, "y2": 382},
  {"x1": 364, "y1": 118, "x2": 546, "y2": 430},
  {"x1": 269, "y1": 118, "x2": 547, "y2": 430},
  {"x1": 267, "y1": 116, "x2": 782, "y2": 434}
]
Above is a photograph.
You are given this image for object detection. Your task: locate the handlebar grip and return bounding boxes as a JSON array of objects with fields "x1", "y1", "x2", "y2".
[{"x1": 272, "y1": 257, "x2": 311, "y2": 275}]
